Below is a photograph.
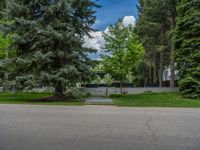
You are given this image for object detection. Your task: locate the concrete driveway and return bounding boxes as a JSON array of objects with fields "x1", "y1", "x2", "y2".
[{"x1": 0, "y1": 104, "x2": 200, "y2": 150}]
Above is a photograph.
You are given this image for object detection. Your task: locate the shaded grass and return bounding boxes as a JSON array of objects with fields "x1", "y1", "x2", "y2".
[
  {"x1": 111, "y1": 93, "x2": 200, "y2": 107},
  {"x1": 0, "y1": 93, "x2": 85, "y2": 106}
]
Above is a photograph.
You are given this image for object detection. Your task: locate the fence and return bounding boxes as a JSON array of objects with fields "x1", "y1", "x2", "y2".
[{"x1": 85, "y1": 87, "x2": 179, "y2": 96}]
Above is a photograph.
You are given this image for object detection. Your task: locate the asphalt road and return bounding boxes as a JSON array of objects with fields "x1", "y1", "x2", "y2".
[{"x1": 0, "y1": 105, "x2": 200, "y2": 150}]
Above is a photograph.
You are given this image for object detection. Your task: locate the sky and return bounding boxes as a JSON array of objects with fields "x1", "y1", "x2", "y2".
[
  {"x1": 93, "y1": 0, "x2": 139, "y2": 30},
  {"x1": 85, "y1": 0, "x2": 139, "y2": 59}
]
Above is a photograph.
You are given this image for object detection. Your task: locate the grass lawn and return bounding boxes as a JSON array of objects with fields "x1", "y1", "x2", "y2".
[
  {"x1": 0, "y1": 93, "x2": 85, "y2": 106},
  {"x1": 111, "y1": 93, "x2": 200, "y2": 107}
]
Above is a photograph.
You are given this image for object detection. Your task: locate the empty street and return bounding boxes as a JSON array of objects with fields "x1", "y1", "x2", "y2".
[{"x1": 0, "y1": 105, "x2": 200, "y2": 150}]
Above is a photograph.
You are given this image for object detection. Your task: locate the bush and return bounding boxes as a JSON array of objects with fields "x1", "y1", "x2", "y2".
[
  {"x1": 179, "y1": 77, "x2": 200, "y2": 99},
  {"x1": 67, "y1": 88, "x2": 90, "y2": 99}
]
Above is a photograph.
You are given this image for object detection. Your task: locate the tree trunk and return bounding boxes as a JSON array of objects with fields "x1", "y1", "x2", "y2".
[
  {"x1": 120, "y1": 81, "x2": 123, "y2": 94},
  {"x1": 170, "y1": 47, "x2": 175, "y2": 87},
  {"x1": 170, "y1": 15, "x2": 176, "y2": 88},
  {"x1": 55, "y1": 82, "x2": 64, "y2": 96},
  {"x1": 144, "y1": 78, "x2": 148, "y2": 87},
  {"x1": 149, "y1": 60, "x2": 152, "y2": 84},
  {"x1": 159, "y1": 26, "x2": 164, "y2": 87},
  {"x1": 159, "y1": 50, "x2": 163, "y2": 87},
  {"x1": 153, "y1": 51, "x2": 157, "y2": 84}
]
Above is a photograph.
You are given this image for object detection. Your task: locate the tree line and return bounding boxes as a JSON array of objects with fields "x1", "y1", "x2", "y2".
[
  {"x1": 99, "y1": 0, "x2": 199, "y2": 98},
  {"x1": 136, "y1": 0, "x2": 199, "y2": 98},
  {"x1": 98, "y1": 0, "x2": 176, "y2": 88},
  {"x1": 0, "y1": 0, "x2": 199, "y2": 99}
]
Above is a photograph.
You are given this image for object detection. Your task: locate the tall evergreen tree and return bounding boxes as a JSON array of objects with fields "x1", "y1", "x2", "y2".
[
  {"x1": 175, "y1": 0, "x2": 200, "y2": 98},
  {"x1": 0, "y1": 0, "x2": 5, "y2": 18},
  {"x1": 165, "y1": 0, "x2": 177, "y2": 88},
  {"x1": 0, "y1": 0, "x2": 8, "y2": 58},
  {"x1": 136, "y1": 0, "x2": 177, "y2": 87},
  {"x1": 0, "y1": 0, "x2": 99, "y2": 96}
]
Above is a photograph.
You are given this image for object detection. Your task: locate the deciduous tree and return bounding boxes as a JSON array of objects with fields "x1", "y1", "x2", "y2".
[{"x1": 102, "y1": 20, "x2": 144, "y2": 93}]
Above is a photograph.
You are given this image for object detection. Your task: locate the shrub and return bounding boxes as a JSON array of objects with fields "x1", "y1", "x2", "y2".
[
  {"x1": 179, "y1": 77, "x2": 200, "y2": 99},
  {"x1": 67, "y1": 88, "x2": 90, "y2": 99}
]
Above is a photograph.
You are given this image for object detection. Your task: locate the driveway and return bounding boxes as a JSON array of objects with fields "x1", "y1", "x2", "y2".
[
  {"x1": 0, "y1": 104, "x2": 200, "y2": 150},
  {"x1": 85, "y1": 97, "x2": 114, "y2": 105}
]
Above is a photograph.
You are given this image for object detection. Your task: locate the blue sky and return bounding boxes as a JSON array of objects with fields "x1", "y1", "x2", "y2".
[
  {"x1": 85, "y1": 0, "x2": 139, "y2": 59},
  {"x1": 93, "y1": 0, "x2": 139, "y2": 30}
]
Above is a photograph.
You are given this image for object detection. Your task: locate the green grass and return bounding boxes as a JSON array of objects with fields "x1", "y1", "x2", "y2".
[
  {"x1": 111, "y1": 93, "x2": 200, "y2": 107},
  {"x1": 0, "y1": 93, "x2": 85, "y2": 106}
]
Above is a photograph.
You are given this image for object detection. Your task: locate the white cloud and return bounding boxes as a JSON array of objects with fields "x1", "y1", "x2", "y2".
[
  {"x1": 83, "y1": 26, "x2": 111, "y2": 51},
  {"x1": 122, "y1": 16, "x2": 136, "y2": 27},
  {"x1": 83, "y1": 31, "x2": 105, "y2": 51},
  {"x1": 83, "y1": 16, "x2": 136, "y2": 59}
]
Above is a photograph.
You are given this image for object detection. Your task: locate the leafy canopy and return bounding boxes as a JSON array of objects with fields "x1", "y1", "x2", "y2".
[{"x1": 102, "y1": 20, "x2": 144, "y2": 82}]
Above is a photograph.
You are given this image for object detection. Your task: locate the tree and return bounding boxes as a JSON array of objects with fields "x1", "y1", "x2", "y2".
[
  {"x1": 136, "y1": 0, "x2": 162, "y2": 86},
  {"x1": 102, "y1": 20, "x2": 144, "y2": 93},
  {"x1": 136, "y1": 0, "x2": 177, "y2": 87},
  {"x1": 0, "y1": 32, "x2": 11, "y2": 58},
  {"x1": 0, "y1": 0, "x2": 5, "y2": 19},
  {"x1": 164, "y1": 0, "x2": 177, "y2": 88},
  {"x1": 0, "y1": 31, "x2": 13, "y2": 91},
  {"x1": 0, "y1": 20, "x2": 14, "y2": 59},
  {"x1": 0, "y1": 1, "x2": 9, "y2": 58},
  {"x1": 175, "y1": 0, "x2": 200, "y2": 99},
  {"x1": 1, "y1": 0, "x2": 99, "y2": 96},
  {"x1": 93, "y1": 75, "x2": 102, "y2": 85},
  {"x1": 0, "y1": 0, "x2": 14, "y2": 91},
  {"x1": 131, "y1": 59, "x2": 149, "y2": 87}
]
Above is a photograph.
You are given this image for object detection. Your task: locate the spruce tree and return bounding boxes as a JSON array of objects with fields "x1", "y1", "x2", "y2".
[
  {"x1": 175, "y1": 0, "x2": 200, "y2": 98},
  {"x1": 1, "y1": 0, "x2": 99, "y2": 96},
  {"x1": 0, "y1": 0, "x2": 5, "y2": 18}
]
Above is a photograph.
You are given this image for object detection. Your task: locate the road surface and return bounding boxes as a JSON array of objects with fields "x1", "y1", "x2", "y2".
[{"x1": 0, "y1": 104, "x2": 200, "y2": 150}]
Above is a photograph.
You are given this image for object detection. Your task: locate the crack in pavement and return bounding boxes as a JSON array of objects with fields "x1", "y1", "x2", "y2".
[{"x1": 144, "y1": 110, "x2": 167, "y2": 150}]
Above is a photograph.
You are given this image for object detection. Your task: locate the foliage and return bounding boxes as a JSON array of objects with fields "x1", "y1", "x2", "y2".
[
  {"x1": 0, "y1": 0, "x2": 5, "y2": 19},
  {"x1": 131, "y1": 59, "x2": 149, "y2": 86},
  {"x1": 92, "y1": 75, "x2": 102, "y2": 85},
  {"x1": 67, "y1": 87, "x2": 90, "y2": 99},
  {"x1": 102, "y1": 20, "x2": 144, "y2": 82},
  {"x1": 0, "y1": 20, "x2": 14, "y2": 59},
  {"x1": 179, "y1": 77, "x2": 200, "y2": 99},
  {"x1": 0, "y1": 33, "x2": 11, "y2": 58},
  {"x1": 126, "y1": 72, "x2": 134, "y2": 83},
  {"x1": 15, "y1": 75, "x2": 36, "y2": 91},
  {"x1": 136, "y1": 0, "x2": 177, "y2": 86},
  {"x1": 175, "y1": 0, "x2": 200, "y2": 99},
  {"x1": 0, "y1": 0, "x2": 99, "y2": 96},
  {"x1": 103, "y1": 74, "x2": 112, "y2": 86},
  {"x1": 91, "y1": 63, "x2": 104, "y2": 72}
]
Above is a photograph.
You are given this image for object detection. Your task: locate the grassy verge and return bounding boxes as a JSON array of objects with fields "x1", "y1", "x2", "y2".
[
  {"x1": 0, "y1": 93, "x2": 85, "y2": 106},
  {"x1": 111, "y1": 92, "x2": 200, "y2": 107}
]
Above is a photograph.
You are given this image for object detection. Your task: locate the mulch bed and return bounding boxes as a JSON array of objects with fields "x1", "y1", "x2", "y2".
[{"x1": 32, "y1": 95, "x2": 75, "y2": 102}]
